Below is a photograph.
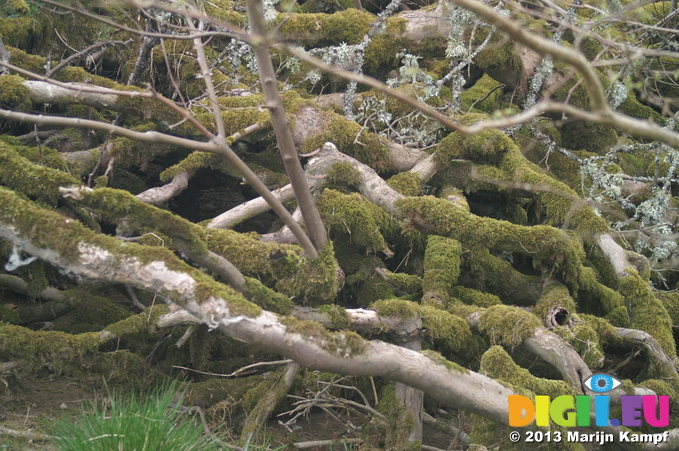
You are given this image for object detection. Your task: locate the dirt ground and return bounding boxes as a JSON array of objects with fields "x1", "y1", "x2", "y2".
[{"x1": 0, "y1": 372, "x2": 463, "y2": 451}]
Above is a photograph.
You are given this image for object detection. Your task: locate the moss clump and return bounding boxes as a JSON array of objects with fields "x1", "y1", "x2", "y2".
[
  {"x1": 422, "y1": 236, "x2": 461, "y2": 307},
  {"x1": 108, "y1": 124, "x2": 177, "y2": 170},
  {"x1": 0, "y1": 74, "x2": 31, "y2": 111},
  {"x1": 0, "y1": 323, "x2": 100, "y2": 373},
  {"x1": 371, "y1": 299, "x2": 420, "y2": 318},
  {"x1": 657, "y1": 292, "x2": 679, "y2": 325},
  {"x1": 534, "y1": 282, "x2": 577, "y2": 320},
  {"x1": 478, "y1": 305, "x2": 541, "y2": 349},
  {"x1": 396, "y1": 196, "x2": 586, "y2": 291},
  {"x1": 554, "y1": 317, "x2": 605, "y2": 369},
  {"x1": 618, "y1": 95, "x2": 665, "y2": 124},
  {"x1": 61, "y1": 290, "x2": 132, "y2": 331},
  {"x1": 276, "y1": 241, "x2": 340, "y2": 306},
  {"x1": 160, "y1": 151, "x2": 219, "y2": 182},
  {"x1": 318, "y1": 304, "x2": 352, "y2": 329},
  {"x1": 436, "y1": 121, "x2": 516, "y2": 167},
  {"x1": 460, "y1": 74, "x2": 503, "y2": 113},
  {"x1": 381, "y1": 270, "x2": 422, "y2": 294},
  {"x1": 0, "y1": 141, "x2": 81, "y2": 205},
  {"x1": 619, "y1": 271, "x2": 677, "y2": 362},
  {"x1": 280, "y1": 315, "x2": 365, "y2": 356},
  {"x1": 276, "y1": 9, "x2": 373, "y2": 45},
  {"x1": 207, "y1": 229, "x2": 301, "y2": 281},
  {"x1": 603, "y1": 305, "x2": 630, "y2": 328},
  {"x1": 577, "y1": 266, "x2": 624, "y2": 315},
  {"x1": 242, "y1": 277, "x2": 294, "y2": 314},
  {"x1": 451, "y1": 286, "x2": 501, "y2": 308},
  {"x1": 325, "y1": 161, "x2": 361, "y2": 188},
  {"x1": 317, "y1": 189, "x2": 391, "y2": 254},
  {"x1": 387, "y1": 172, "x2": 423, "y2": 196},
  {"x1": 302, "y1": 115, "x2": 390, "y2": 172},
  {"x1": 372, "y1": 300, "x2": 472, "y2": 352},
  {"x1": 242, "y1": 378, "x2": 276, "y2": 414},
  {"x1": 560, "y1": 120, "x2": 618, "y2": 154},
  {"x1": 420, "y1": 305, "x2": 473, "y2": 352},
  {"x1": 480, "y1": 346, "x2": 572, "y2": 396},
  {"x1": 103, "y1": 305, "x2": 169, "y2": 337},
  {"x1": 0, "y1": 304, "x2": 21, "y2": 324},
  {"x1": 72, "y1": 188, "x2": 207, "y2": 254}
]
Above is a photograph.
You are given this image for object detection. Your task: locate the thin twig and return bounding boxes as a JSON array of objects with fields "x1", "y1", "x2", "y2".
[{"x1": 173, "y1": 359, "x2": 294, "y2": 378}]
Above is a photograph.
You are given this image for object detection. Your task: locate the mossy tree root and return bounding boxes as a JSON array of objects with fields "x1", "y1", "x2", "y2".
[{"x1": 239, "y1": 362, "x2": 301, "y2": 444}]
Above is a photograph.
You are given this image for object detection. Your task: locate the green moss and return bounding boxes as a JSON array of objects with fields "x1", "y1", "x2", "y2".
[
  {"x1": 10, "y1": 142, "x2": 70, "y2": 173},
  {"x1": 161, "y1": 152, "x2": 220, "y2": 182},
  {"x1": 577, "y1": 266, "x2": 624, "y2": 315},
  {"x1": 4, "y1": 46, "x2": 46, "y2": 74},
  {"x1": 0, "y1": 141, "x2": 81, "y2": 205},
  {"x1": 104, "y1": 304, "x2": 169, "y2": 337},
  {"x1": 619, "y1": 271, "x2": 677, "y2": 363},
  {"x1": 460, "y1": 74, "x2": 503, "y2": 113},
  {"x1": 480, "y1": 346, "x2": 572, "y2": 396},
  {"x1": 478, "y1": 305, "x2": 541, "y2": 349},
  {"x1": 0, "y1": 323, "x2": 100, "y2": 373},
  {"x1": 109, "y1": 124, "x2": 177, "y2": 169},
  {"x1": 420, "y1": 305, "x2": 473, "y2": 352},
  {"x1": 326, "y1": 161, "x2": 361, "y2": 187},
  {"x1": 420, "y1": 349, "x2": 469, "y2": 373},
  {"x1": 422, "y1": 236, "x2": 461, "y2": 307},
  {"x1": 553, "y1": 317, "x2": 605, "y2": 369},
  {"x1": 0, "y1": 74, "x2": 31, "y2": 111},
  {"x1": 0, "y1": 16, "x2": 32, "y2": 48},
  {"x1": 603, "y1": 306, "x2": 630, "y2": 328},
  {"x1": 59, "y1": 290, "x2": 131, "y2": 333},
  {"x1": 280, "y1": 315, "x2": 365, "y2": 356},
  {"x1": 202, "y1": 0, "x2": 245, "y2": 26},
  {"x1": 318, "y1": 304, "x2": 352, "y2": 329},
  {"x1": 210, "y1": 94, "x2": 273, "y2": 136},
  {"x1": 275, "y1": 241, "x2": 340, "y2": 306},
  {"x1": 114, "y1": 91, "x2": 182, "y2": 124},
  {"x1": 0, "y1": 187, "x2": 261, "y2": 318},
  {"x1": 657, "y1": 292, "x2": 679, "y2": 326},
  {"x1": 317, "y1": 189, "x2": 391, "y2": 254},
  {"x1": 302, "y1": 115, "x2": 390, "y2": 172},
  {"x1": 72, "y1": 187, "x2": 207, "y2": 253},
  {"x1": 381, "y1": 270, "x2": 422, "y2": 294},
  {"x1": 618, "y1": 95, "x2": 665, "y2": 124},
  {"x1": 276, "y1": 9, "x2": 373, "y2": 45},
  {"x1": 451, "y1": 286, "x2": 501, "y2": 308},
  {"x1": 0, "y1": 304, "x2": 21, "y2": 324},
  {"x1": 207, "y1": 229, "x2": 301, "y2": 281},
  {"x1": 243, "y1": 378, "x2": 276, "y2": 414},
  {"x1": 372, "y1": 299, "x2": 472, "y2": 351},
  {"x1": 560, "y1": 120, "x2": 618, "y2": 154},
  {"x1": 387, "y1": 172, "x2": 423, "y2": 196},
  {"x1": 396, "y1": 196, "x2": 586, "y2": 290},
  {"x1": 242, "y1": 277, "x2": 294, "y2": 314},
  {"x1": 371, "y1": 299, "x2": 420, "y2": 318},
  {"x1": 534, "y1": 282, "x2": 576, "y2": 320},
  {"x1": 436, "y1": 120, "x2": 515, "y2": 167}
]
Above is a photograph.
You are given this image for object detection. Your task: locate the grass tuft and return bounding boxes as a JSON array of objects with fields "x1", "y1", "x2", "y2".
[{"x1": 51, "y1": 380, "x2": 221, "y2": 451}]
